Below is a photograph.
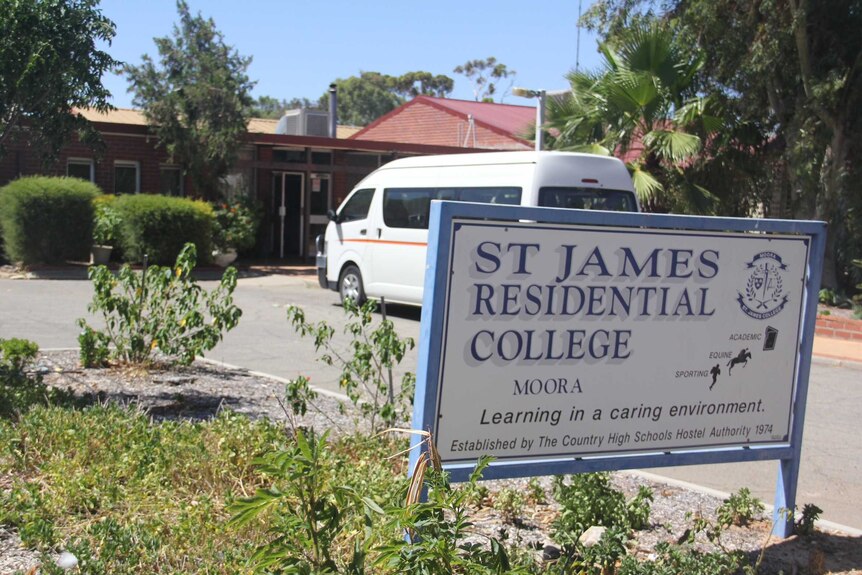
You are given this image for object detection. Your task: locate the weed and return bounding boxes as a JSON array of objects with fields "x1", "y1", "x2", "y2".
[
  {"x1": 627, "y1": 486, "x2": 654, "y2": 530},
  {"x1": 795, "y1": 503, "x2": 823, "y2": 536},
  {"x1": 462, "y1": 480, "x2": 490, "y2": 508},
  {"x1": 527, "y1": 477, "x2": 547, "y2": 505},
  {"x1": 286, "y1": 299, "x2": 415, "y2": 433},
  {"x1": 618, "y1": 541, "x2": 744, "y2": 575},
  {"x1": 493, "y1": 487, "x2": 526, "y2": 524},
  {"x1": 717, "y1": 487, "x2": 764, "y2": 527},
  {"x1": 77, "y1": 325, "x2": 110, "y2": 368},
  {"x1": 375, "y1": 456, "x2": 529, "y2": 574},
  {"x1": 230, "y1": 429, "x2": 382, "y2": 573}
]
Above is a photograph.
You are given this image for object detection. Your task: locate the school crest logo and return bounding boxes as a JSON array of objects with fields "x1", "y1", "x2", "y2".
[{"x1": 737, "y1": 252, "x2": 789, "y2": 320}]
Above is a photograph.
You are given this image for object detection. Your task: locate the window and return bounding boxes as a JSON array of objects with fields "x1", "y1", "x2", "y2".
[
  {"x1": 538, "y1": 187, "x2": 637, "y2": 212},
  {"x1": 67, "y1": 158, "x2": 94, "y2": 181},
  {"x1": 338, "y1": 189, "x2": 374, "y2": 222},
  {"x1": 344, "y1": 152, "x2": 381, "y2": 168},
  {"x1": 309, "y1": 174, "x2": 330, "y2": 215},
  {"x1": 311, "y1": 151, "x2": 332, "y2": 165},
  {"x1": 160, "y1": 166, "x2": 183, "y2": 196},
  {"x1": 272, "y1": 148, "x2": 306, "y2": 163},
  {"x1": 114, "y1": 161, "x2": 139, "y2": 194},
  {"x1": 382, "y1": 187, "x2": 522, "y2": 229}
]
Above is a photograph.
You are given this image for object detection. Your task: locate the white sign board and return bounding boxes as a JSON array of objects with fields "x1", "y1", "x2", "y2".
[{"x1": 433, "y1": 219, "x2": 809, "y2": 464}]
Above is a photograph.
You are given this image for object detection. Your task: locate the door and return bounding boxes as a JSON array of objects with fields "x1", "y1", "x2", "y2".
[{"x1": 270, "y1": 172, "x2": 304, "y2": 258}]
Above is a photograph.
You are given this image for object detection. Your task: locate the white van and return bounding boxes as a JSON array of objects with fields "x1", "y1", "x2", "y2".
[{"x1": 316, "y1": 151, "x2": 639, "y2": 305}]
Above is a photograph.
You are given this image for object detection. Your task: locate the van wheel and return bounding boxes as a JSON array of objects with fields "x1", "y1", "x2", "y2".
[{"x1": 339, "y1": 265, "x2": 366, "y2": 306}]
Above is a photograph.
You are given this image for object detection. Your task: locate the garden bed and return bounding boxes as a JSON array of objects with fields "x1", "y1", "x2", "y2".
[{"x1": 2, "y1": 350, "x2": 861, "y2": 574}]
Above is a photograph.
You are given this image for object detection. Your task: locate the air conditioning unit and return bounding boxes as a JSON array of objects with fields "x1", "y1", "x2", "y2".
[{"x1": 276, "y1": 109, "x2": 330, "y2": 137}]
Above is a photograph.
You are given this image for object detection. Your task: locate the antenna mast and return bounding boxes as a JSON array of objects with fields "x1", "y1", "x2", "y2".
[{"x1": 575, "y1": 0, "x2": 583, "y2": 73}]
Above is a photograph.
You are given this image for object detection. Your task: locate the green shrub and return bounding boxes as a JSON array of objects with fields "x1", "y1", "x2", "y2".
[
  {"x1": 0, "y1": 337, "x2": 39, "y2": 380},
  {"x1": 0, "y1": 176, "x2": 100, "y2": 264},
  {"x1": 112, "y1": 194, "x2": 214, "y2": 265},
  {"x1": 0, "y1": 338, "x2": 79, "y2": 417},
  {"x1": 77, "y1": 243, "x2": 242, "y2": 366},
  {"x1": 92, "y1": 194, "x2": 121, "y2": 246},
  {"x1": 552, "y1": 472, "x2": 653, "y2": 550}
]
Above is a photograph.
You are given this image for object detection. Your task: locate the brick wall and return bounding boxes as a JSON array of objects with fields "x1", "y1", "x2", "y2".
[
  {"x1": 0, "y1": 127, "x2": 188, "y2": 196},
  {"x1": 816, "y1": 314, "x2": 862, "y2": 341}
]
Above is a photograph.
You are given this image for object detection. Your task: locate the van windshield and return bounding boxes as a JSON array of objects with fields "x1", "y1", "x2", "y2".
[{"x1": 538, "y1": 187, "x2": 637, "y2": 212}]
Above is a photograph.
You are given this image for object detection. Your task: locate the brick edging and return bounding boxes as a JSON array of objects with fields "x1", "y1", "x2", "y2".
[{"x1": 816, "y1": 314, "x2": 862, "y2": 341}]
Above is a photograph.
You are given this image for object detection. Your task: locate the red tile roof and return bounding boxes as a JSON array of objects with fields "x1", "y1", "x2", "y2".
[
  {"x1": 423, "y1": 97, "x2": 536, "y2": 137},
  {"x1": 349, "y1": 96, "x2": 535, "y2": 149}
]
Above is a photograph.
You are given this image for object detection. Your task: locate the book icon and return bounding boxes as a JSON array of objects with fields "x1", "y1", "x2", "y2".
[{"x1": 763, "y1": 326, "x2": 778, "y2": 351}]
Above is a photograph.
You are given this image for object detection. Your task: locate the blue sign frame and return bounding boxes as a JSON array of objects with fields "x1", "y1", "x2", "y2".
[{"x1": 409, "y1": 201, "x2": 826, "y2": 537}]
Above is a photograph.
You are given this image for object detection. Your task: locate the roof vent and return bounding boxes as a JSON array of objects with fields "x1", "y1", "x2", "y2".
[{"x1": 276, "y1": 109, "x2": 330, "y2": 137}]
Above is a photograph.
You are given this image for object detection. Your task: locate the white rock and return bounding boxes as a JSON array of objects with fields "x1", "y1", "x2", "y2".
[
  {"x1": 578, "y1": 525, "x2": 607, "y2": 548},
  {"x1": 56, "y1": 551, "x2": 78, "y2": 570}
]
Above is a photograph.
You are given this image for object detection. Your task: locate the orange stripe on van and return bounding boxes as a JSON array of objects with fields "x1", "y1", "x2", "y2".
[{"x1": 343, "y1": 239, "x2": 428, "y2": 247}]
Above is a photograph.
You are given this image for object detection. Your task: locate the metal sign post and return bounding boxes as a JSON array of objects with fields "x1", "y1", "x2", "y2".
[{"x1": 409, "y1": 201, "x2": 825, "y2": 538}]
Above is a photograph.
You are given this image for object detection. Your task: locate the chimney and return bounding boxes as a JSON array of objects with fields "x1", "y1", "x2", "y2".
[{"x1": 328, "y1": 83, "x2": 337, "y2": 139}]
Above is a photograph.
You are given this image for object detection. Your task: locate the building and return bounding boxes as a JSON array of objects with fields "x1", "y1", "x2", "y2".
[
  {"x1": 0, "y1": 97, "x2": 541, "y2": 259},
  {"x1": 349, "y1": 96, "x2": 535, "y2": 150},
  {"x1": 0, "y1": 107, "x2": 484, "y2": 260}
]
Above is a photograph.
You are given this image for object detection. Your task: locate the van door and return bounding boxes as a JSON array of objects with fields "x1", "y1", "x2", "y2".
[
  {"x1": 366, "y1": 188, "x2": 433, "y2": 304},
  {"x1": 328, "y1": 188, "x2": 375, "y2": 293}
]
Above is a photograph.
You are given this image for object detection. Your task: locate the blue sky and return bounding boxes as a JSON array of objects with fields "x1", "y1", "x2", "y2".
[{"x1": 98, "y1": 0, "x2": 604, "y2": 109}]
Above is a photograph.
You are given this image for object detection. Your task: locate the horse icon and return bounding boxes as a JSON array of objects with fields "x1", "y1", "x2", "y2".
[{"x1": 727, "y1": 348, "x2": 752, "y2": 375}]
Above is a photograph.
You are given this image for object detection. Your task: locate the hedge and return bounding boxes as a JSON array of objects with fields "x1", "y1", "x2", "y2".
[
  {"x1": 113, "y1": 194, "x2": 214, "y2": 265},
  {"x1": 0, "y1": 177, "x2": 100, "y2": 265}
]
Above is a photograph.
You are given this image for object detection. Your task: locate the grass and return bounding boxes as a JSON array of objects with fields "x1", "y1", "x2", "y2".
[{"x1": 0, "y1": 403, "x2": 407, "y2": 574}]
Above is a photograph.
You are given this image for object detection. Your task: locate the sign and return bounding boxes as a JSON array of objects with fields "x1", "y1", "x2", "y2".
[
  {"x1": 434, "y1": 221, "x2": 808, "y2": 463},
  {"x1": 409, "y1": 202, "x2": 825, "y2": 537}
]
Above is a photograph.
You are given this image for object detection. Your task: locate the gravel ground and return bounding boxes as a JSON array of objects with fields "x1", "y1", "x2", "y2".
[{"x1": 2, "y1": 350, "x2": 861, "y2": 574}]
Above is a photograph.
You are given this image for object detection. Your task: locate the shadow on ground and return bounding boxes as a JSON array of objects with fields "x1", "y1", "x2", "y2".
[{"x1": 756, "y1": 530, "x2": 862, "y2": 573}]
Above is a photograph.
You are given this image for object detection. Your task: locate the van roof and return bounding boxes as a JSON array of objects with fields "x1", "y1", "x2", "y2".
[{"x1": 382, "y1": 151, "x2": 621, "y2": 170}]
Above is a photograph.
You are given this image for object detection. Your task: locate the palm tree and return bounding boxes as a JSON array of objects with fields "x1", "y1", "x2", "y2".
[{"x1": 546, "y1": 21, "x2": 726, "y2": 213}]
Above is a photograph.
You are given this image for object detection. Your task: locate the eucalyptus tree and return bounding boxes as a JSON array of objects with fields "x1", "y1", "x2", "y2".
[
  {"x1": 453, "y1": 57, "x2": 516, "y2": 102},
  {"x1": 545, "y1": 21, "x2": 726, "y2": 214}
]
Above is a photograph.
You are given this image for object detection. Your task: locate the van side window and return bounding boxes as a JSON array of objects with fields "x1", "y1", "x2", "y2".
[
  {"x1": 539, "y1": 187, "x2": 637, "y2": 212},
  {"x1": 384, "y1": 189, "x2": 432, "y2": 229},
  {"x1": 338, "y1": 189, "x2": 375, "y2": 222},
  {"x1": 383, "y1": 187, "x2": 522, "y2": 229}
]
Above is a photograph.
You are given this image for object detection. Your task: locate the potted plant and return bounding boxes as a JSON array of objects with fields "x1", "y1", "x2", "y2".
[
  {"x1": 91, "y1": 200, "x2": 120, "y2": 265},
  {"x1": 211, "y1": 198, "x2": 260, "y2": 267}
]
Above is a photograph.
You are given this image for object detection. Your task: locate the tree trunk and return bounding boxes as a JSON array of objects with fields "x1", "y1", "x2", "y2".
[{"x1": 815, "y1": 126, "x2": 849, "y2": 289}]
